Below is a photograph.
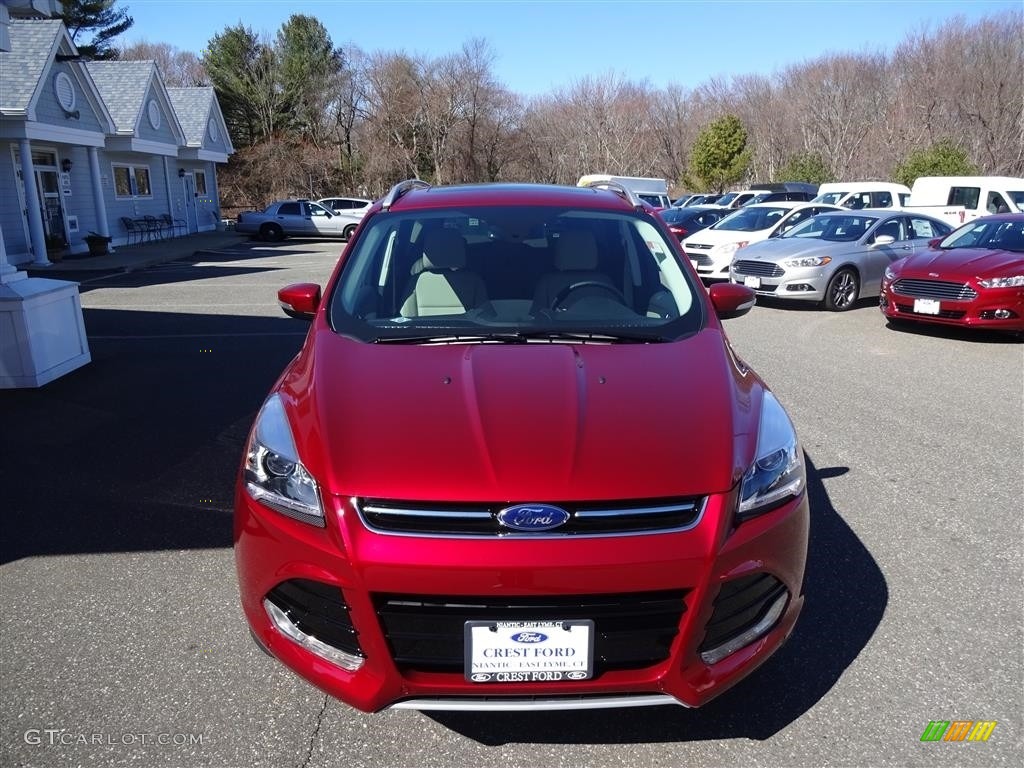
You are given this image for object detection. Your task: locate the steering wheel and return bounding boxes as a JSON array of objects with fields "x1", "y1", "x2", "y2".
[
  {"x1": 552, "y1": 280, "x2": 622, "y2": 311},
  {"x1": 551, "y1": 281, "x2": 628, "y2": 311}
]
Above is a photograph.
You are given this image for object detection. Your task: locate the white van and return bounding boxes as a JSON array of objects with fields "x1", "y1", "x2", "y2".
[
  {"x1": 812, "y1": 182, "x2": 911, "y2": 210},
  {"x1": 578, "y1": 175, "x2": 672, "y2": 209},
  {"x1": 904, "y1": 176, "x2": 1024, "y2": 226}
]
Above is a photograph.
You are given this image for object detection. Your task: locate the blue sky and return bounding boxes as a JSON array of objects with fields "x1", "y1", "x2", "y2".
[{"x1": 122, "y1": 0, "x2": 1020, "y2": 96}]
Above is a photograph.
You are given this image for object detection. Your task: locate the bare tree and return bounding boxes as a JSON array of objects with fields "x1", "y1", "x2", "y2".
[{"x1": 119, "y1": 40, "x2": 206, "y2": 86}]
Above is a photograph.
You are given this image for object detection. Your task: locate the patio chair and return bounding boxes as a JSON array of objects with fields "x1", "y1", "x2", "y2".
[
  {"x1": 143, "y1": 215, "x2": 167, "y2": 240},
  {"x1": 161, "y1": 213, "x2": 187, "y2": 238},
  {"x1": 120, "y1": 217, "x2": 144, "y2": 246}
]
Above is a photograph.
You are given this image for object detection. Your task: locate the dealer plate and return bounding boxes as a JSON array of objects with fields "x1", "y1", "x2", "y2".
[
  {"x1": 914, "y1": 298, "x2": 941, "y2": 315},
  {"x1": 744, "y1": 276, "x2": 761, "y2": 289},
  {"x1": 464, "y1": 620, "x2": 594, "y2": 683}
]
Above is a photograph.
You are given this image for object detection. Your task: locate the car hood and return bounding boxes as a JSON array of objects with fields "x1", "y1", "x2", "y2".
[
  {"x1": 735, "y1": 237, "x2": 853, "y2": 263},
  {"x1": 683, "y1": 227, "x2": 772, "y2": 247},
  {"x1": 281, "y1": 328, "x2": 762, "y2": 502},
  {"x1": 894, "y1": 247, "x2": 1024, "y2": 280}
]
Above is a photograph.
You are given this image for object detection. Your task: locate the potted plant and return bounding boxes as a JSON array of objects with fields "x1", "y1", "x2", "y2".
[{"x1": 84, "y1": 232, "x2": 113, "y2": 256}]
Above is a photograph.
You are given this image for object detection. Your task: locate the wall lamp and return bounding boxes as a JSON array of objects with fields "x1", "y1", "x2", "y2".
[
  {"x1": 61, "y1": 158, "x2": 73, "y2": 173},
  {"x1": 178, "y1": 168, "x2": 186, "y2": 178}
]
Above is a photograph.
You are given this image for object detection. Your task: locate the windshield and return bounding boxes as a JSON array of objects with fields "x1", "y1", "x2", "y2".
[
  {"x1": 811, "y1": 192, "x2": 845, "y2": 205},
  {"x1": 327, "y1": 205, "x2": 703, "y2": 343},
  {"x1": 782, "y1": 213, "x2": 876, "y2": 242},
  {"x1": 713, "y1": 206, "x2": 789, "y2": 232},
  {"x1": 1008, "y1": 191, "x2": 1024, "y2": 208},
  {"x1": 940, "y1": 218, "x2": 1024, "y2": 252},
  {"x1": 715, "y1": 193, "x2": 738, "y2": 207}
]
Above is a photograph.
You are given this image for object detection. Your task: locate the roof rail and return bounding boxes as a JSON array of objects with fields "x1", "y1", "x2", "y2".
[
  {"x1": 578, "y1": 179, "x2": 643, "y2": 209},
  {"x1": 381, "y1": 179, "x2": 431, "y2": 211}
]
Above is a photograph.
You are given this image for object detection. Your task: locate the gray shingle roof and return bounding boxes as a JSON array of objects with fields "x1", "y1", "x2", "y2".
[
  {"x1": 167, "y1": 87, "x2": 213, "y2": 145},
  {"x1": 85, "y1": 60, "x2": 155, "y2": 132},
  {"x1": 0, "y1": 19, "x2": 62, "y2": 112}
]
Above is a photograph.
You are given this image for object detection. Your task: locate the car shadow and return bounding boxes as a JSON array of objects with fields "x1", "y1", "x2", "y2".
[
  {"x1": 0, "y1": 308, "x2": 310, "y2": 564},
  {"x1": 884, "y1": 319, "x2": 1022, "y2": 344},
  {"x1": 425, "y1": 455, "x2": 887, "y2": 744},
  {"x1": 753, "y1": 295, "x2": 880, "y2": 313}
]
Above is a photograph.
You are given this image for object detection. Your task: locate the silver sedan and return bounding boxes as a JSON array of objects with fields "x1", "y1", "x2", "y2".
[{"x1": 729, "y1": 210, "x2": 953, "y2": 310}]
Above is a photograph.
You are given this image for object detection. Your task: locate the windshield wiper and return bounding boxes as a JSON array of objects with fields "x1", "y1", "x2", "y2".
[
  {"x1": 516, "y1": 330, "x2": 668, "y2": 344},
  {"x1": 373, "y1": 333, "x2": 528, "y2": 345},
  {"x1": 373, "y1": 330, "x2": 667, "y2": 344}
]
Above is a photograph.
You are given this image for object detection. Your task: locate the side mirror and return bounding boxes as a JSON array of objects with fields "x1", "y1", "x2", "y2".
[
  {"x1": 278, "y1": 283, "x2": 321, "y2": 320},
  {"x1": 872, "y1": 234, "x2": 896, "y2": 247},
  {"x1": 928, "y1": 237, "x2": 943, "y2": 250},
  {"x1": 708, "y1": 283, "x2": 756, "y2": 320}
]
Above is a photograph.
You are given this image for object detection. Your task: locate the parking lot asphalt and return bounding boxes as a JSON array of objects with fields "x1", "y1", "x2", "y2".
[{"x1": 1, "y1": 241, "x2": 1021, "y2": 767}]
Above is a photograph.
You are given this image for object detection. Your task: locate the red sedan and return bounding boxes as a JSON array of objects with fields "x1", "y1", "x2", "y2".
[
  {"x1": 880, "y1": 213, "x2": 1024, "y2": 332},
  {"x1": 235, "y1": 180, "x2": 808, "y2": 713}
]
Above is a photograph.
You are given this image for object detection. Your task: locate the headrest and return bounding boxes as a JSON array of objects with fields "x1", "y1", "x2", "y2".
[
  {"x1": 555, "y1": 230, "x2": 599, "y2": 271},
  {"x1": 421, "y1": 229, "x2": 466, "y2": 270}
]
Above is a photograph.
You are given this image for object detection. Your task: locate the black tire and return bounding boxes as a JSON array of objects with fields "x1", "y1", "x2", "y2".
[
  {"x1": 823, "y1": 268, "x2": 859, "y2": 311},
  {"x1": 343, "y1": 224, "x2": 357, "y2": 241},
  {"x1": 260, "y1": 223, "x2": 284, "y2": 242}
]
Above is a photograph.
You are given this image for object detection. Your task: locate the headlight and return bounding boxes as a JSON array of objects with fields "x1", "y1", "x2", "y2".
[
  {"x1": 713, "y1": 241, "x2": 748, "y2": 256},
  {"x1": 737, "y1": 392, "x2": 805, "y2": 520},
  {"x1": 783, "y1": 256, "x2": 832, "y2": 268},
  {"x1": 978, "y1": 275, "x2": 1024, "y2": 288},
  {"x1": 244, "y1": 394, "x2": 324, "y2": 526},
  {"x1": 884, "y1": 266, "x2": 897, "y2": 281}
]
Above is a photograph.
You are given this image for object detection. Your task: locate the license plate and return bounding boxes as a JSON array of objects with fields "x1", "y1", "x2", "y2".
[
  {"x1": 465, "y1": 620, "x2": 594, "y2": 683},
  {"x1": 744, "y1": 276, "x2": 761, "y2": 289},
  {"x1": 914, "y1": 298, "x2": 941, "y2": 315}
]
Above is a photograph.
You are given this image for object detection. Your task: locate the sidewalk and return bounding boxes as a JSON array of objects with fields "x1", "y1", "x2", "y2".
[{"x1": 26, "y1": 230, "x2": 244, "y2": 275}]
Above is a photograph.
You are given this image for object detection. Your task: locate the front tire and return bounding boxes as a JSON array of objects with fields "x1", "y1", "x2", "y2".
[
  {"x1": 260, "y1": 223, "x2": 284, "y2": 242},
  {"x1": 343, "y1": 224, "x2": 357, "y2": 241},
  {"x1": 823, "y1": 268, "x2": 859, "y2": 311}
]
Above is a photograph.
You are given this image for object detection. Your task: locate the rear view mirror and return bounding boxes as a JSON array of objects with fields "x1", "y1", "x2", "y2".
[
  {"x1": 708, "y1": 283, "x2": 756, "y2": 320},
  {"x1": 278, "y1": 283, "x2": 321, "y2": 320}
]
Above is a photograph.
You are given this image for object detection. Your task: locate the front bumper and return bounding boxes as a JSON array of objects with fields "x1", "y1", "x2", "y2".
[
  {"x1": 880, "y1": 283, "x2": 1024, "y2": 331},
  {"x1": 235, "y1": 488, "x2": 808, "y2": 713},
  {"x1": 730, "y1": 263, "x2": 830, "y2": 301}
]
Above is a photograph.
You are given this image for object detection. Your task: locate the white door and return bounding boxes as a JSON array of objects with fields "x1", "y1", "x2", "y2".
[{"x1": 183, "y1": 174, "x2": 198, "y2": 233}]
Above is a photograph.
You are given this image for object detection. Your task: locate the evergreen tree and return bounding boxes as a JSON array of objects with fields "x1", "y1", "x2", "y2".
[
  {"x1": 893, "y1": 141, "x2": 978, "y2": 188},
  {"x1": 59, "y1": 0, "x2": 133, "y2": 60},
  {"x1": 777, "y1": 152, "x2": 833, "y2": 185},
  {"x1": 686, "y1": 115, "x2": 750, "y2": 193}
]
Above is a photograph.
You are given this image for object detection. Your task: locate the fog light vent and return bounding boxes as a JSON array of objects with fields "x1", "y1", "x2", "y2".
[
  {"x1": 264, "y1": 579, "x2": 365, "y2": 671},
  {"x1": 699, "y1": 573, "x2": 788, "y2": 665}
]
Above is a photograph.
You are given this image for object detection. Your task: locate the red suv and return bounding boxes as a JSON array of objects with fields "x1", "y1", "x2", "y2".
[{"x1": 235, "y1": 180, "x2": 809, "y2": 713}]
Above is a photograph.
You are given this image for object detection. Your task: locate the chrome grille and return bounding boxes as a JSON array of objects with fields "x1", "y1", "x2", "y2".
[
  {"x1": 693, "y1": 255, "x2": 713, "y2": 267},
  {"x1": 356, "y1": 497, "x2": 705, "y2": 537},
  {"x1": 733, "y1": 260, "x2": 784, "y2": 278},
  {"x1": 892, "y1": 278, "x2": 977, "y2": 301},
  {"x1": 686, "y1": 242, "x2": 713, "y2": 250}
]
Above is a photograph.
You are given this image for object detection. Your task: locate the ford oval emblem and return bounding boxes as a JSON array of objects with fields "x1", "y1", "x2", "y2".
[
  {"x1": 566, "y1": 671, "x2": 588, "y2": 680},
  {"x1": 511, "y1": 631, "x2": 548, "y2": 643},
  {"x1": 471, "y1": 673, "x2": 491, "y2": 682},
  {"x1": 497, "y1": 504, "x2": 570, "y2": 532}
]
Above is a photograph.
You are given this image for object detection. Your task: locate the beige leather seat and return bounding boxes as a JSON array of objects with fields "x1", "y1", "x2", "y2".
[
  {"x1": 532, "y1": 229, "x2": 616, "y2": 310},
  {"x1": 400, "y1": 229, "x2": 487, "y2": 317}
]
